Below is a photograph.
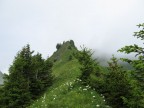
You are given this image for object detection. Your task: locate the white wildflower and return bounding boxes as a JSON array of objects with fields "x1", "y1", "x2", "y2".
[
  {"x1": 96, "y1": 104, "x2": 100, "y2": 107},
  {"x1": 83, "y1": 88, "x2": 87, "y2": 91},
  {"x1": 70, "y1": 82, "x2": 72, "y2": 85},
  {"x1": 44, "y1": 94, "x2": 46, "y2": 99}
]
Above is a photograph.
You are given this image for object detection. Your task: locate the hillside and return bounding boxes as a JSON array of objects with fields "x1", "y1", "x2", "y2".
[
  {"x1": 28, "y1": 40, "x2": 111, "y2": 108},
  {"x1": 0, "y1": 71, "x2": 4, "y2": 85}
]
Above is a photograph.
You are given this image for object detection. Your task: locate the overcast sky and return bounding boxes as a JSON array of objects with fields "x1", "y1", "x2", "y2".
[{"x1": 0, "y1": 0, "x2": 144, "y2": 73}]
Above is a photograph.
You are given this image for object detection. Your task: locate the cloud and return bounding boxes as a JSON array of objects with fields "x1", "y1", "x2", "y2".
[{"x1": 0, "y1": 0, "x2": 144, "y2": 73}]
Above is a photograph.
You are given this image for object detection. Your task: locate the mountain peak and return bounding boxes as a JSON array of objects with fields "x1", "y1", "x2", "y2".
[{"x1": 50, "y1": 40, "x2": 78, "y2": 62}]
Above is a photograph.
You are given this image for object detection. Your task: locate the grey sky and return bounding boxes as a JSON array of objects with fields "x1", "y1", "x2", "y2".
[{"x1": 0, "y1": 0, "x2": 144, "y2": 73}]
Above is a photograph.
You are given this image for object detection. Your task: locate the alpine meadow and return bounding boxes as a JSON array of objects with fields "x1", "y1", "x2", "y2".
[{"x1": 0, "y1": 24, "x2": 144, "y2": 107}]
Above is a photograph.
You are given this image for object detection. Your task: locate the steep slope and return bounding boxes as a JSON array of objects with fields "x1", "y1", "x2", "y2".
[
  {"x1": 0, "y1": 71, "x2": 4, "y2": 85},
  {"x1": 28, "y1": 40, "x2": 111, "y2": 108},
  {"x1": 49, "y1": 40, "x2": 77, "y2": 62}
]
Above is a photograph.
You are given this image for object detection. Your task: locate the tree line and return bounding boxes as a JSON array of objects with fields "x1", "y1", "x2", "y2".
[{"x1": 0, "y1": 44, "x2": 53, "y2": 108}]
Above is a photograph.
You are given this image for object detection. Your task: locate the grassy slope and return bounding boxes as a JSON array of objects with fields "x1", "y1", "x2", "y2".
[{"x1": 28, "y1": 41, "x2": 111, "y2": 108}]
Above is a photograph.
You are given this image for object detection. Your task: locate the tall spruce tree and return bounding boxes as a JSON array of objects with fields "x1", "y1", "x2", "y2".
[
  {"x1": 2, "y1": 44, "x2": 33, "y2": 108},
  {"x1": 76, "y1": 46, "x2": 102, "y2": 88},
  {"x1": 105, "y1": 56, "x2": 143, "y2": 108},
  {"x1": 76, "y1": 47, "x2": 96, "y2": 84}
]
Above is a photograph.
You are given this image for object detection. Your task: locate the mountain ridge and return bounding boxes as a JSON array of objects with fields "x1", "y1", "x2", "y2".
[{"x1": 28, "y1": 40, "x2": 111, "y2": 108}]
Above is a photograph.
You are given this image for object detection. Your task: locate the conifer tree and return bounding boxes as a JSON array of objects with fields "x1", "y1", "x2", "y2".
[
  {"x1": 1, "y1": 44, "x2": 53, "y2": 107},
  {"x1": 2, "y1": 44, "x2": 33, "y2": 107},
  {"x1": 118, "y1": 23, "x2": 144, "y2": 89},
  {"x1": 118, "y1": 23, "x2": 144, "y2": 107},
  {"x1": 105, "y1": 56, "x2": 143, "y2": 108},
  {"x1": 105, "y1": 56, "x2": 129, "y2": 107},
  {"x1": 76, "y1": 47, "x2": 96, "y2": 84},
  {"x1": 76, "y1": 46, "x2": 101, "y2": 87}
]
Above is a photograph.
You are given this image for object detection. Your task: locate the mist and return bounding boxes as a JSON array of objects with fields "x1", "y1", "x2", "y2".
[{"x1": 0, "y1": 0, "x2": 144, "y2": 73}]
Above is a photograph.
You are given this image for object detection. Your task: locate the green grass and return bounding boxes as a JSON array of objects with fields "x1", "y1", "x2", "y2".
[
  {"x1": 28, "y1": 59, "x2": 111, "y2": 108},
  {"x1": 28, "y1": 41, "x2": 111, "y2": 108}
]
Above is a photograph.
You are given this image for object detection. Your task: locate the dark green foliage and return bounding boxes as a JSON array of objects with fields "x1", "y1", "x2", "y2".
[
  {"x1": 30, "y1": 53, "x2": 53, "y2": 99},
  {"x1": 0, "y1": 44, "x2": 53, "y2": 108},
  {"x1": 56, "y1": 43, "x2": 62, "y2": 50},
  {"x1": 134, "y1": 23, "x2": 144, "y2": 40},
  {"x1": 68, "y1": 55, "x2": 73, "y2": 61},
  {"x1": 0, "y1": 85, "x2": 5, "y2": 108},
  {"x1": 43, "y1": 59, "x2": 53, "y2": 87},
  {"x1": 69, "y1": 40, "x2": 75, "y2": 48},
  {"x1": 76, "y1": 47, "x2": 97, "y2": 84},
  {"x1": 118, "y1": 23, "x2": 144, "y2": 89},
  {"x1": 1, "y1": 45, "x2": 33, "y2": 107},
  {"x1": 4, "y1": 73, "x2": 31, "y2": 108},
  {"x1": 68, "y1": 46, "x2": 72, "y2": 50},
  {"x1": 68, "y1": 40, "x2": 76, "y2": 50},
  {"x1": 118, "y1": 23, "x2": 144, "y2": 107},
  {"x1": 75, "y1": 46, "x2": 104, "y2": 92},
  {"x1": 105, "y1": 56, "x2": 143, "y2": 108},
  {"x1": 30, "y1": 53, "x2": 44, "y2": 98}
]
